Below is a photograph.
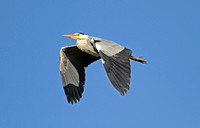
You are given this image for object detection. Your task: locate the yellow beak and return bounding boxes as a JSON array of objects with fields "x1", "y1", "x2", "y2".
[{"x1": 62, "y1": 34, "x2": 75, "y2": 38}]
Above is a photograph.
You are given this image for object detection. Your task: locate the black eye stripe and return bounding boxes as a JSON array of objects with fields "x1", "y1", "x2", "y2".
[{"x1": 78, "y1": 32, "x2": 85, "y2": 35}]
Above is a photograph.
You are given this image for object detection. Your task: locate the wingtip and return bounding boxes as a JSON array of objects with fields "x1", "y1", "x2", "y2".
[{"x1": 64, "y1": 84, "x2": 84, "y2": 104}]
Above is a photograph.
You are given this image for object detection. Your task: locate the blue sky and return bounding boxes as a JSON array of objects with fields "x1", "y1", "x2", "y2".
[{"x1": 0, "y1": 0, "x2": 200, "y2": 127}]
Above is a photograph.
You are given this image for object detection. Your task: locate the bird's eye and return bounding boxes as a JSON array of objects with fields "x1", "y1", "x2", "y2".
[{"x1": 74, "y1": 33, "x2": 80, "y2": 36}]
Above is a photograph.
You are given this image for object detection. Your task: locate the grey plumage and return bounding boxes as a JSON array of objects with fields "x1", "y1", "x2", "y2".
[
  {"x1": 98, "y1": 48, "x2": 132, "y2": 95},
  {"x1": 60, "y1": 46, "x2": 100, "y2": 103},
  {"x1": 60, "y1": 33, "x2": 146, "y2": 104}
]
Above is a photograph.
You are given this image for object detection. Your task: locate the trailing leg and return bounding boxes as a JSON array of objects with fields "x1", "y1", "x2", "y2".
[{"x1": 130, "y1": 56, "x2": 147, "y2": 64}]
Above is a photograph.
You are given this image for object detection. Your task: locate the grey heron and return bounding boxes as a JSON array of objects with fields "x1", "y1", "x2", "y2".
[{"x1": 60, "y1": 32, "x2": 147, "y2": 104}]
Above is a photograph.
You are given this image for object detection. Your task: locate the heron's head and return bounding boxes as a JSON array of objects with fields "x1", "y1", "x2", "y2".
[{"x1": 62, "y1": 32, "x2": 88, "y2": 40}]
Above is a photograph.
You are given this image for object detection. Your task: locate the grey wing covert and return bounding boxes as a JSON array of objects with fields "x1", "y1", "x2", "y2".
[
  {"x1": 94, "y1": 39, "x2": 132, "y2": 95},
  {"x1": 60, "y1": 46, "x2": 100, "y2": 104}
]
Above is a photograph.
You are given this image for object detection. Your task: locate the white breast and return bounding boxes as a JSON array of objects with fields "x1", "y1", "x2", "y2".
[{"x1": 76, "y1": 39, "x2": 99, "y2": 57}]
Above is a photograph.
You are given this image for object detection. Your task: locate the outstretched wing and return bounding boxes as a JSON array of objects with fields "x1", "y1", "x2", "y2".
[
  {"x1": 93, "y1": 38, "x2": 132, "y2": 95},
  {"x1": 60, "y1": 46, "x2": 100, "y2": 104}
]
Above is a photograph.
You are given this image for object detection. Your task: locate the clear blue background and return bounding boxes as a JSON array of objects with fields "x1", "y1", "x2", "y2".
[{"x1": 0, "y1": 0, "x2": 200, "y2": 128}]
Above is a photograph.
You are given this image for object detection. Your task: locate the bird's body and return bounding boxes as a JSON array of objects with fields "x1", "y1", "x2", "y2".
[
  {"x1": 60, "y1": 33, "x2": 146, "y2": 104},
  {"x1": 76, "y1": 36, "x2": 99, "y2": 57}
]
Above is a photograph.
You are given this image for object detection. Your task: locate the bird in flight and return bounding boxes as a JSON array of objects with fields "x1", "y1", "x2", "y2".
[{"x1": 60, "y1": 32, "x2": 147, "y2": 104}]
